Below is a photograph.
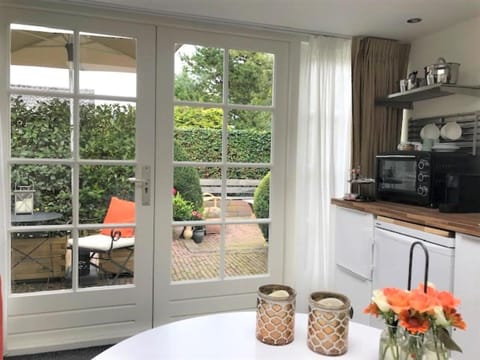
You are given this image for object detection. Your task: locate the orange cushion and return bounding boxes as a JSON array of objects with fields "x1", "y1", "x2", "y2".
[{"x1": 100, "y1": 197, "x2": 136, "y2": 237}]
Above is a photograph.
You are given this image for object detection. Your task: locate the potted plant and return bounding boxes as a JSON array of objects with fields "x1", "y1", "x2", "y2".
[
  {"x1": 172, "y1": 190, "x2": 204, "y2": 243},
  {"x1": 191, "y1": 210, "x2": 205, "y2": 244}
]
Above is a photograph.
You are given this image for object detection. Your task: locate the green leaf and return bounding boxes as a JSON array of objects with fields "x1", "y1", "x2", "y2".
[{"x1": 438, "y1": 327, "x2": 462, "y2": 352}]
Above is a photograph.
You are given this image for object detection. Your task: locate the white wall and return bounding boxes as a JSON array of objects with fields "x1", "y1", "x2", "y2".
[
  {"x1": 408, "y1": 16, "x2": 480, "y2": 119},
  {"x1": 407, "y1": 18, "x2": 480, "y2": 360}
]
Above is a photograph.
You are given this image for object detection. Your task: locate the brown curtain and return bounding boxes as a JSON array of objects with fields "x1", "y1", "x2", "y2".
[{"x1": 351, "y1": 37, "x2": 410, "y2": 197}]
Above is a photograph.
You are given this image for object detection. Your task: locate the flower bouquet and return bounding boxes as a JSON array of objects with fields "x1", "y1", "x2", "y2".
[{"x1": 364, "y1": 283, "x2": 466, "y2": 360}]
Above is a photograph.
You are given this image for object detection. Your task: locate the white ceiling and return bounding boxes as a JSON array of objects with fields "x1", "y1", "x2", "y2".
[{"x1": 58, "y1": 0, "x2": 480, "y2": 41}]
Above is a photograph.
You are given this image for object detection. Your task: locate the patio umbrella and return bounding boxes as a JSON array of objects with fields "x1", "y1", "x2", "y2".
[{"x1": 11, "y1": 27, "x2": 136, "y2": 72}]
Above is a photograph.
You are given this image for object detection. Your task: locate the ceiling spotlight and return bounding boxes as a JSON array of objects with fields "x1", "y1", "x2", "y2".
[{"x1": 407, "y1": 18, "x2": 423, "y2": 24}]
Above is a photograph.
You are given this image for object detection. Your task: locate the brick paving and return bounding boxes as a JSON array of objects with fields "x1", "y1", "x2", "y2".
[
  {"x1": 171, "y1": 234, "x2": 268, "y2": 281},
  {"x1": 171, "y1": 199, "x2": 268, "y2": 281},
  {"x1": 12, "y1": 200, "x2": 267, "y2": 291}
]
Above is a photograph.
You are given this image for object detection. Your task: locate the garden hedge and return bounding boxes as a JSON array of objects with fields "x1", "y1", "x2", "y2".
[{"x1": 10, "y1": 96, "x2": 270, "y2": 223}]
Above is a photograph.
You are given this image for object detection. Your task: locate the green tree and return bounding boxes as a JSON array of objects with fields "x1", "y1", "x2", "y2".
[
  {"x1": 174, "y1": 106, "x2": 222, "y2": 129},
  {"x1": 175, "y1": 46, "x2": 273, "y2": 130}
]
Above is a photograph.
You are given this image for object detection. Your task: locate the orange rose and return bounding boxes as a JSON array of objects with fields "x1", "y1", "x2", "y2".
[
  {"x1": 384, "y1": 288, "x2": 410, "y2": 313},
  {"x1": 435, "y1": 291, "x2": 461, "y2": 309},
  {"x1": 409, "y1": 289, "x2": 439, "y2": 313}
]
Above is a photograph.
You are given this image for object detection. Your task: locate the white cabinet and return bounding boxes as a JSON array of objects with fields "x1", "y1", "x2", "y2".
[
  {"x1": 452, "y1": 233, "x2": 480, "y2": 360},
  {"x1": 333, "y1": 206, "x2": 374, "y2": 325}
]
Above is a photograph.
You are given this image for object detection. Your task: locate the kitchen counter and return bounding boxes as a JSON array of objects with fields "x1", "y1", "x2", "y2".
[{"x1": 332, "y1": 199, "x2": 480, "y2": 237}]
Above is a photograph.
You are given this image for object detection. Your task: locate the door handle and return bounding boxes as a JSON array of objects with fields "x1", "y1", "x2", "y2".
[
  {"x1": 128, "y1": 178, "x2": 148, "y2": 184},
  {"x1": 128, "y1": 165, "x2": 151, "y2": 206},
  {"x1": 336, "y1": 263, "x2": 371, "y2": 281}
]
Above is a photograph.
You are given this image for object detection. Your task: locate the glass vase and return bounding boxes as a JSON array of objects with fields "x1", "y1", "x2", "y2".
[
  {"x1": 400, "y1": 332, "x2": 424, "y2": 360},
  {"x1": 379, "y1": 324, "x2": 402, "y2": 360},
  {"x1": 423, "y1": 330, "x2": 449, "y2": 360}
]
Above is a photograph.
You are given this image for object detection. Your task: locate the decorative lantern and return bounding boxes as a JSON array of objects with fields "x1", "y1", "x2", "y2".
[{"x1": 14, "y1": 184, "x2": 35, "y2": 215}]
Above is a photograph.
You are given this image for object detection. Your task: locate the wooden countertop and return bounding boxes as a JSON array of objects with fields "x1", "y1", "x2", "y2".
[{"x1": 332, "y1": 199, "x2": 480, "y2": 238}]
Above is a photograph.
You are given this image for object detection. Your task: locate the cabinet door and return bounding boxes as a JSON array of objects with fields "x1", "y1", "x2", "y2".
[
  {"x1": 334, "y1": 207, "x2": 374, "y2": 280},
  {"x1": 453, "y1": 233, "x2": 480, "y2": 360},
  {"x1": 334, "y1": 265, "x2": 371, "y2": 326}
]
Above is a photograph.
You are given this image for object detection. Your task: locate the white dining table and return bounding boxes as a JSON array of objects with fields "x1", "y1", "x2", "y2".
[{"x1": 93, "y1": 311, "x2": 381, "y2": 359}]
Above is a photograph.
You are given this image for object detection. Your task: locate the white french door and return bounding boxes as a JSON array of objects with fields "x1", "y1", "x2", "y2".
[
  {"x1": 2, "y1": 8, "x2": 155, "y2": 354},
  {"x1": 154, "y1": 27, "x2": 289, "y2": 324},
  {"x1": 1, "y1": 5, "x2": 293, "y2": 355}
]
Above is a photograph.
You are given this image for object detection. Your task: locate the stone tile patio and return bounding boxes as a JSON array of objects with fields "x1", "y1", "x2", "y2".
[
  {"x1": 12, "y1": 200, "x2": 268, "y2": 291},
  {"x1": 171, "y1": 199, "x2": 268, "y2": 281}
]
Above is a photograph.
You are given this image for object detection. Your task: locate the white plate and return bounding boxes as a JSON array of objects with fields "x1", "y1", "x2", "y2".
[
  {"x1": 420, "y1": 124, "x2": 440, "y2": 140},
  {"x1": 432, "y1": 143, "x2": 460, "y2": 152},
  {"x1": 440, "y1": 122, "x2": 462, "y2": 140},
  {"x1": 432, "y1": 143, "x2": 459, "y2": 148}
]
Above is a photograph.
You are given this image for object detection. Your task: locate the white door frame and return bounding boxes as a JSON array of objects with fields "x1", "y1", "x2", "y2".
[
  {"x1": 0, "y1": 8, "x2": 156, "y2": 355},
  {"x1": 154, "y1": 26, "x2": 290, "y2": 325}
]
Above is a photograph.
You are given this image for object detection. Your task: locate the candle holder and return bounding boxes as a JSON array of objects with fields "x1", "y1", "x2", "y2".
[
  {"x1": 14, "y1": 184, "x2": 35, "y2": 215},
  {"x1": 256, "y1": 284, "x2": 296, "y2": 345},
  {"x1": 307, "y1": 291, "x2": 351, "y2": 356}
]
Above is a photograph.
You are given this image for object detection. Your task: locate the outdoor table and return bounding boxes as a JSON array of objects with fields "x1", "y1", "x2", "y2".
[
  {"x1": 93, "y1": 311, "x2": 381, "y2": 359},
  {"x1": 11, "y1": 212, "x2": 66, "y2": 281},
  {"x1": 11, "y1": 211, "x2": 62, "y2": 225}
]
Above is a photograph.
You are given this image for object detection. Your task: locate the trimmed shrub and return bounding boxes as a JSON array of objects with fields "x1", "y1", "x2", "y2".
[
  {"x1": 173, "y1": 141, "x2": 203, "y2": 210},
  {"x1": 10, "y1": 97, "x2": 270, "y2": 222},
  {"x1": 174, "y1": 128, "x2": 270, "y2": 180},
  {"x1": 253, "y1": 172, "x2": 270, "y2": 241}
]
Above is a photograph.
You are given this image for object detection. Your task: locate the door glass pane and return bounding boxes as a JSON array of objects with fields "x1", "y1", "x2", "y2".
[
  {"x1": 228, "y1": 49, "x2": 273, "y2": 106},
  {"x1": 11, "y1": 95, "x2": 72, "y2": 159},
  {"x1": 225, "y1": 223, "x2": 268, "y2": 278},
  {"x1": 75, "y1": 227, "x2": 135, "y2": 289},
  {"x1": 174, "y1": 106, "x2": 223, "y2": 162},
  {"x1": 11, "y1": 164, "x2": 72, "y2": 225},
  {"x1": 79, "y1": 33, "x2": 136, "y2": 97},
  {"x1": 171, "y1": 224, "x2": 220, "y2": 282},
  {"x1": 174, "y1": 44, "x2": 223, "y2": 103},
  {"x1": 80, "y1": 101, "x2": 136, "y2": 160},
  {"x1": 11, "y1": 231, "x2": 71, "y2": 293},
  {"x1": 77, "y1": 166, "x2": 135, "y2": 288},
  {"x1": 79, "y1": 165, "x2": 135, "y2": 224},
  {"x1": 10, "y1": 24, "x2": 72, "y2": 91},
  {"x1": 227, "y1": 110, "x2": 271, "y2": 162}
]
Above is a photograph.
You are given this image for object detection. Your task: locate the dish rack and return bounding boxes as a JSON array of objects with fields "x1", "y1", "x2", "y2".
[{"x1": 408, "y1": 111, "x2": 479, "y2": 155}]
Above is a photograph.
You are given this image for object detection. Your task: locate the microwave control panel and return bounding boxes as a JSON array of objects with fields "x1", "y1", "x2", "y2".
[{"x1": 416, "y1": 157, "x2": 431, "y2": 197}]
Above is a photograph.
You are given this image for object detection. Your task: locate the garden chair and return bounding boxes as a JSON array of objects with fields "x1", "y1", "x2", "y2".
[{"x1": 68, "y1": 197, "x2": 135, "y2": 282}]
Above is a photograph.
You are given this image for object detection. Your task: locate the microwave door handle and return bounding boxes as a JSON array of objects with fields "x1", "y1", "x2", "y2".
[{"x1": 376, "y1": 155, "x2": 416, "y2": 159}]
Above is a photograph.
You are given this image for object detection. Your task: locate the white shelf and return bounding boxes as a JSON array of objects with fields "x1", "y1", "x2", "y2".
[{"x1": 375, "y1": 84, "x2": 480, "y2": 109}]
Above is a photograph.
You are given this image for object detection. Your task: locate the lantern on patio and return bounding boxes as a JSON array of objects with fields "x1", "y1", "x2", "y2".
[{"x1": 14, "y1": 184, "x2": 35, "y2": 215}]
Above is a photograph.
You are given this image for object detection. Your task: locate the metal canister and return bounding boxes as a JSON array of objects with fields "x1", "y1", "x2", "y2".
[
  {"x1": 307, "y1": 291, "x2": 351, "y2": 356},
  {"x1": 256, "y1": 284, "x2": 296, "y2": 345},
  {"x1": 424, "y1": 57, "x2": 460, "y2": 85}
]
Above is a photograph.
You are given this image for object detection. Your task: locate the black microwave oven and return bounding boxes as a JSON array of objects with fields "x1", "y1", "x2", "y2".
[
  {"x1": 375, "y1": 151, "x2": 476, "y2": 207},
  {"x1": 439, "y1": 173, "x2": 480, "y2": 213}
]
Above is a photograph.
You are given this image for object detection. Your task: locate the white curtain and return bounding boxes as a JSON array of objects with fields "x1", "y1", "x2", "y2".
[{"x1": 294, "y1": 35, "x2": 352, "y2": 312}]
